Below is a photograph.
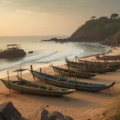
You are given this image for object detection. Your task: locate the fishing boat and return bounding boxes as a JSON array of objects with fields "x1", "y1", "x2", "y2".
[
  {"x1": 96, "y1": 54, "x2": 120, "y2": 60},
  {"x1": 30, "y1": 68, "x2": 115, "y2": 92},
  {"x1": 51, "y1": 65, "x2": 98, "y2": 79},
  {"x1": 0, "y1": 44, "x2": 26, "y2": 58},
  {"x1": 65, "y1": 58, "x2": 107, "y2": 73},
  {"x1": 76, "y1": 56, "x2": 120, "y2": 67},
  {"x1": 0, "y1": 76, "x2": 75, "y2": 96},
  {"x1": 65, "y1": 58, "x2": 119, "y2": 73}
]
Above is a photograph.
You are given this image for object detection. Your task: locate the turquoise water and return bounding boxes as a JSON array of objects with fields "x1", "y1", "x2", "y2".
[{"x1": 0, "y1": 36, "x2": 110, "y2": 78}]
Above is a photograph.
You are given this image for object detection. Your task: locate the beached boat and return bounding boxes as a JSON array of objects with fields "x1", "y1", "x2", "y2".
[
  {"x1": 96, "y1": 54, "x2": 120, "y2": 60},
  {"x1": 30, "y1": 69, "x2": 115, "y2": 92},
  {"x1": 75, "y1": 57, "x2": 120, "y2": 72},
  {"x1": 51, "y1": 65, "x2": 98, "y2": 79},
  {"x1": 76, "y1": 56, "x2": 120, "y2": 67},
  {"x1": 65, "y1": 58, "x2": 119, "y2": 73},
  {"x1": 65, "y1": 58, "x2": 107, "y2": 73},
  {"x1": 0, "y1": 44, "x2": 26, "y2": 58},
  {"x1": 0, "y1": 76, "x2": 75, "y2": 96}
]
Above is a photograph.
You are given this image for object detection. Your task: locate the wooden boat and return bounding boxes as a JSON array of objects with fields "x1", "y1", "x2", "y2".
[
  {"x1": 76, "y1": 56, "x2": 120, "y2": 67},
  {"x1": 66, "y1": 64, "x2": 107, "y2": 73},
  {"x1": 51, "y1": 65, "x2": 98, "y2": 79},
  {"x1": 76, "y1": 58, "x2": 120, "y2": 72},
  {"x1": 65, "y1": 58, "x2": 119, "y2": 73},
  {"x1": 65, "y1": 58, "x2": 107, "y2": 73},
  {"x1": 0, "y1": 76, "x2": 75, "y2": 96},
  {"x1": 96, "y1": 54, "x2": 120, "y2": 60},
  {"x1": 0, "y1": 44, "x2": 26, "y2": 58},
  {"x1": 30, "y1": 69, "x2": 115, "y2": 92}
]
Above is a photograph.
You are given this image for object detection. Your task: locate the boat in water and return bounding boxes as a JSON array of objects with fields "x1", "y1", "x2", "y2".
[{"x1": 0, "y1": 44, "x2": 26, "y2": 58}]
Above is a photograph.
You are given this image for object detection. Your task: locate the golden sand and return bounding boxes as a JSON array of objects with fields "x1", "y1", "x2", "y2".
[{"x1": 0, "y1": 46, "x2": 120, "y2": 120}]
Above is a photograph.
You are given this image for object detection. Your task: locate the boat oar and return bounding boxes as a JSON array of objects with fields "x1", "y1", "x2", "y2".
[
  {"x1": 30, "y1": 65, "x2": 35, "y2": 80},
  {"x1": 7, "y1": 70, "x2": 11, "y2": 92}
]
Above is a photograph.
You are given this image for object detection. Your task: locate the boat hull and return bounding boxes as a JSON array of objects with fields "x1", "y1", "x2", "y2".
[
  {"x1": 31, "y1": 70, "x2": 115, "y2": 92},
  {"x1": 0, "y1": 78, "x2": 75, "y2": 96},
  {"x1": 52, "y1": 66, "x2": 97, "y2": 79}
]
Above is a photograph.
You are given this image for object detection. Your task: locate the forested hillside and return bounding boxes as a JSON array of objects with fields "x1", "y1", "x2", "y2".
[{"x1": 69, "y1": 13, "x2": 120, "y2": 44}]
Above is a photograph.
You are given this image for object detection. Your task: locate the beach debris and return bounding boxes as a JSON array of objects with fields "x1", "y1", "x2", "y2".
[
  {"x1": 40, "y1": 108, "x2": 73, "y2": 120},
  {"x1": 0, "y1": 101, "x2": 27, "y2": 120}
]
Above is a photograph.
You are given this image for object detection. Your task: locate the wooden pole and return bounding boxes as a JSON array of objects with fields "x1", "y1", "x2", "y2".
[
  {"x1": 44, "y1": 70, "x2": 46, "y2": 82},
  {"x1": 68, "y1": 64, "x2": 70, "y2": 76},
  {"x1": 20, "y1": 67, "x2": 22, "y2": 79},
  {"x1": 7, "y1": 70, "x2": 10, "y2": 92},
  {"x1": 30, "y1": 65, "x2": 35, "y2": 80},
  {"x1": 75, "y1": 56, "x2": 77, "y2": 62},
  {"x1": 17, "y1": 69, "x2": 19, "y2": 77},
  {"x1": 30, "y1": 65, "x2": 33, "y2": 72},
  {"x1": 17, "y1": 69, "x2": 19, "y2": 82},
  {"x1": 62, "y1": 75, "x2": 63, "y2": 86},
  {"x1": 75, "y1": 77, "x2": 77, "y2": 89},
  {"x1": 84, "y1": 60, "x2": 86, "y2": 70},
  {"x1": 40, "y1": 68, "x2": 42, "y2": 73},
  {"x1": 39, "y1": 68, "x2": 42, "y2": 83}
]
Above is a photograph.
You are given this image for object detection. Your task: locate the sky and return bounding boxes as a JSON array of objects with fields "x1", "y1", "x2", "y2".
[{"x1": 0, "y1": 0, "x2": 120, "y2": 36}]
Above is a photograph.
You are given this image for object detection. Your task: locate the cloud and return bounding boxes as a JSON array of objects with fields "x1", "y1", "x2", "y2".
[
  {"x1": 17, "y1": 9, "x2": 48, "y2": 16},
  {"x1": 17, "y1": 10, "x2": 38, "y2": 15},
  {"x1": 3, "y1": 0, "x2": 12, "y2": 4}
]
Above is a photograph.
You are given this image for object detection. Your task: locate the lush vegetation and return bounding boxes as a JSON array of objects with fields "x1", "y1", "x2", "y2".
[{"x1": 69, "y1": 13, "x2": 120, "y2": 44}]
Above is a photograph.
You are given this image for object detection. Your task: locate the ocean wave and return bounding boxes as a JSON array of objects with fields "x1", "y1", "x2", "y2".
[
  {"x1": 20, "y1": 51, "x2": 58, "y2": 64},
  {"x1": 34, "y1": 54, "x2": 73, "y2": 63},
  {"x1": 0, "y1": 61, "x2": 21, "y2": 71},
  {"x1": 34, "y1": 48, "x2": 84, "y2": 63}
]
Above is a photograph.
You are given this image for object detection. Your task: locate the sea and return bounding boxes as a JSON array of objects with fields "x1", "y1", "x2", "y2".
[{"x1": 0, "y1": 36, "x2": 110, "y2": 78}]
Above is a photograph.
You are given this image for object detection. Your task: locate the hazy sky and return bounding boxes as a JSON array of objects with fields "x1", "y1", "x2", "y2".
[{"x1": 0, "y1": 0, "x2": 120, "y2": 36}]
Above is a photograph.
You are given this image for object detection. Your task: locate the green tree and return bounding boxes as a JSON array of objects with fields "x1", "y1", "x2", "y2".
[
  {"x1": 110, "y1": 13, "x2": 119, "y2": 19},
  {"x1": 91, "y1": 16, "x2": 96, "y2": 20}
]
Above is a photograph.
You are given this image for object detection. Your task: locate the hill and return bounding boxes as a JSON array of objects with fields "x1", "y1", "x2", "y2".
[{"x1": 42, "y1": 13, "x2": 120, "y2": 45}]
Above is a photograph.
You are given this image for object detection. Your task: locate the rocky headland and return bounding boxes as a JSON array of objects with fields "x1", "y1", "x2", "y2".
[{"x1": 42, "y1": 13, "x2": 120, "y2": 45}]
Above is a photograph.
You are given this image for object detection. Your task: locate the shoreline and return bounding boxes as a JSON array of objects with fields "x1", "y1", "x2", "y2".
[{"x1": 0, "y1": 46, "x2": 120, "y2": 120}]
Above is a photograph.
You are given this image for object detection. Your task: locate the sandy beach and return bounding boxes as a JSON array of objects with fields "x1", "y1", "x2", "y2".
[{"x1": 0, "y1": 46, "x2": 120, "y2": 120}]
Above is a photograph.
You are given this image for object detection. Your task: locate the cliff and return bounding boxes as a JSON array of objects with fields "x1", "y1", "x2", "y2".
[{"x1": 42, "y1": 13, "x2": 120, "y2": 45}]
